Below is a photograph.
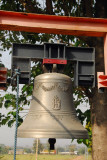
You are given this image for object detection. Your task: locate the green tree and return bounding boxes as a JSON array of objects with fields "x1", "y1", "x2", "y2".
[
  {"x1": 0, "y1": 1, "x2": 107, "y2": 160},
  {"x1": 78, "y1": 147, "x2": 85, "y2": 155},
  {"x1": 46, "y1": 140, "x2": 50, "y2": 152},
  {"x1": 69, "y1": 144, "x2": 76, "y2": 153},
  {"x1": 24, "y1": 148, "x2": 32, "y2": 153},
  {"x1": 57, "y1": 146, "x2": 65, "y2": 152},
  {"x1": 0, "y1": 144, "x2": 10, "y2": 154},
  {"x1": 33, "y1": 139, "x2": 44, "y2": 154}
]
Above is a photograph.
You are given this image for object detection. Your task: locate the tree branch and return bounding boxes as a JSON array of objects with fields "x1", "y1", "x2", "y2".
[
  {"x1": 81, "y1": 0, "x2": 93, "y2": 17},
  {"x1": 18, "y1": 0, "x2": 44, "y2": 13},
  {"x1": 78, "y1": 36, "x2": 98, "y2": 47},
  {"x1": 62, "y1": 0, "x2": 69, "y2": 16},
  {"x1": 46, "y1": 0, "x2": 54, "y2": 15},
  {"x1": 95, "y1": 0, "x2": 107, "y2": 18},
  {"x1": 84, "y1": 0, "x2": 93, "y2": 17}
]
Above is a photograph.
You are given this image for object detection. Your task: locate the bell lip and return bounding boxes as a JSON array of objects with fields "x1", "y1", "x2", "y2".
[
  {"x1": 18, "y1": 135, "x2": 89, "y2": 139},
  {"x1": 17, "y1": 130, "x2": 89, "y2": 139}
]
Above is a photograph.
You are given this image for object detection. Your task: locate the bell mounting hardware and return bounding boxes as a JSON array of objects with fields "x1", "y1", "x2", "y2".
[{"x1": 12, "y1": 42, "x2": 95, "y2": 87}]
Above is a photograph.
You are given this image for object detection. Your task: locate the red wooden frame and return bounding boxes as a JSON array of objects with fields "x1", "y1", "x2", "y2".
[
  {"x1": 0, "y1": 10, "x2": 107, "y2": 88},
  {"x1": 0, "y1": 10, "x2": 107, "y2": 37}
]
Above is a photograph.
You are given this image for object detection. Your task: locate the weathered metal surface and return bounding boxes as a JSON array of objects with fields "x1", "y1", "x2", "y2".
[
  {"x1": 0, "y1": 10, "x2": 107, "y2": 37},
  {"x1": 18, "y1": 73, "x2": 88, "y2": 139}
]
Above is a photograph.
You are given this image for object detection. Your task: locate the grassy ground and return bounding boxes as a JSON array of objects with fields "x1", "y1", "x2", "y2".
[{"x1": 0, "y1": 154, "x2": 92, "y2": 160}]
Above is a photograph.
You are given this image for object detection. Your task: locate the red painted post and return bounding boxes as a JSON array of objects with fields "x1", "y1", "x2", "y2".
[
  {"x1": 104, "y1": 34, "x2": 107, "y2": 75},
  {"x1": 97, "y1": 34, "x2": 107, "y2": 89},
  {"x1": 0, "y1": 67, "x2": 7, "y2": 90}
]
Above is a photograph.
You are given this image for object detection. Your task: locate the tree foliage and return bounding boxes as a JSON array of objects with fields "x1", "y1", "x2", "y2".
[
  {"x1": 69, "y1": 144, "x2": 76, "y2": 152},
  {"x1": 78, "y1": 146, "x2": 85, "y2": 155},
  {"x1": 33, "y1": 139, "x2": 44, "y2": 154},
  {"x1": 57, "y1": 146, "x2": 65, "y2": 152},
  {"x1": 0, "y1": 144, "x2": 11, "y2": 154},
  {"x1": 0, "y1": 0, "x2": 106, "y2": 153},
  {"x1": 24, "y1": 148, "x2": 32, "y2": 153}
]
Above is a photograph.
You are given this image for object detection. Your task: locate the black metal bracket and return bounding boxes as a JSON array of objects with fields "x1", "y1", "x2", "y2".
[{"x1": 12, "y1": 42, "x2": 95, "y2": 87}]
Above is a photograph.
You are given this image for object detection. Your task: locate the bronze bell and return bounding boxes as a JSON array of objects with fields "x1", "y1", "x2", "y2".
[{"x1": 18, "y1": 73, "x2": 88, "y2": 139}]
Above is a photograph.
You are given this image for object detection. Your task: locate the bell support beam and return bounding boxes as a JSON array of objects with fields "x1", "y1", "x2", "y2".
[
  {"x1": 12, "y1": 43, "x2": 95, "y2": 87},
  {"x1": 0, "y1": 10, "x2": 107, "y2": 37},
  {"x1": 0, "y1": 10, "x2": 107, "y2": 90}
]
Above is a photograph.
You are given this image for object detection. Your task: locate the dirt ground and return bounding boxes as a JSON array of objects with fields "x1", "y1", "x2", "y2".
[{"x1": 73, "y1": 156, "x2": 83, "y2": 160}]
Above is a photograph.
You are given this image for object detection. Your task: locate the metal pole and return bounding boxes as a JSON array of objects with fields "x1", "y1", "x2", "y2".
[{"x1": 13, "y1": 69, "x2": 20, "y2": 160}]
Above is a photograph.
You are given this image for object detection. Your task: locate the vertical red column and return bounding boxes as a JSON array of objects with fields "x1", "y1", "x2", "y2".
[
  {"x1": 104, "y1": 33, "x2": 107, "y2": 75},
  {"x1": 0, "y1": 67, "x2": 7, "y2": 90},
  {"x1": 97, "y1": 34, "x2": 107, "y2": 89}
]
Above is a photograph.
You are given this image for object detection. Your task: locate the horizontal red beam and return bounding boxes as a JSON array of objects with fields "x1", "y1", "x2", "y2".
[{"x1": 0, "y1": 10, "x2": 107, "y2": 37}]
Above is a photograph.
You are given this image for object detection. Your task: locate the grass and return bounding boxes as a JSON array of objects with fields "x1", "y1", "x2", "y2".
[{"x1": 0, "y1": 154, "x2": 92, "y2": 160}]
